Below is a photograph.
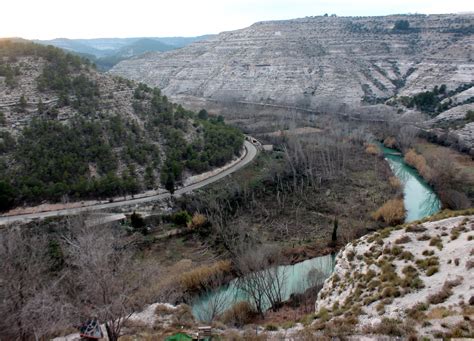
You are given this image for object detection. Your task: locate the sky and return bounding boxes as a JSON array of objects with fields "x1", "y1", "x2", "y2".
[{"x1": 1, "y1": 0, "x2": 473, "y2": 39}]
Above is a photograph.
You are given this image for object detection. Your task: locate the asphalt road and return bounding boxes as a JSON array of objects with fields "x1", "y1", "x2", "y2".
[{"x1": 0, "y1": 140, "x2": 258, "y2": 225}]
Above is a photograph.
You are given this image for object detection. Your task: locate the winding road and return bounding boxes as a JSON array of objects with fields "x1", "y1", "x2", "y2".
[{"x1": 0, "y1": 140, "x2": 258, "y2": 225}]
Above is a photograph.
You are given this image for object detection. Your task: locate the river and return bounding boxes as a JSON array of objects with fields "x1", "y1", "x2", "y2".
[
  {"x1": 380, "y1": 145, "x2": 441, "y2": 223},
  {"x1": 191, "y1": 145, "x2": 441, "y2": 321}
]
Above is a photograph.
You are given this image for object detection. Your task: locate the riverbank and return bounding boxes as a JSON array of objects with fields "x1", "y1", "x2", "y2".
[
  {"x1": 380, "y1": 143, "x2": 441, "y2": 222},
  {"x1": 380, "y1": 137, "x2": 473, "y2": 210}
]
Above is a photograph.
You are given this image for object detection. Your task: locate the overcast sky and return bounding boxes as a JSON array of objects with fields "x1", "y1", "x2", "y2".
[{"x1": 2, "y1": 0, "x2": 473, "y2": 39}]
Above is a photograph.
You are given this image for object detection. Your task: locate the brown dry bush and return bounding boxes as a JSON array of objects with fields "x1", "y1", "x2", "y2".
[
  {"x1": 406, "y1": 224, "x2": 427, "y2": 233},
  {"x1": 371, "y1": 199, "x2": 405, "y2": 226},
  {"x1": 188, "y1": 213, "x2": 207, "y2": 229},
  {"x1": 404, "y1": 149, "x2": 433, "y2": 182},
  {"x1": 395, "y1": 235, "x2": 411, "y2": 244},
  {"x1": 466, "y1": 260, "x2": 474, "y2": 270},
  {"x1": 389, "y1": 176, "x2": 402, "y2": 190},
  {"x1": 220, "y1": 301, "x2": 257, "y2": 327},
  {"x1": 179, "y1": 260, "x2": 232, "y2": 292},
  {"x1": 365, "y1": 143, "x2": 381, "y2": 156},
  {"x1": 384, "y1": 137, "x2": 396, "y2": 148},
  {"x1": 364, "y1": 317, "x2": 415, "y2": 337},
  {"x1": 427, "y1": 278, "x2": 462, "y2": 305}
]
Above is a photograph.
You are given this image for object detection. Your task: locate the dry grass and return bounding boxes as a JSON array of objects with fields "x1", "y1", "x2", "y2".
[
  {"x1": 220, "y1": 301, "x2": 257, "y2": 327},
  {"x1": 416, "y1": 256, "x2": 439, "y2": 272},
  {"x1": 405, "y1": 224, "x2": 427, "y2": 233},
  {"x1": 427, "y1": 278, "x2": 462, "y2": 305},
  {"x1": 219, "y1": 330, "x2": 268, "y2": 341},
  {"x1": 404, "y1": 149, "x2": 433, "y2": 182},
  {"x1": 429, "y1": 236, "x2": 443, "y2": 250},
  {"x1": 179, "y1": 260, "x2": 232, "y2": 292},
  {"x1": 155, "y1": 304, "x2": 176, "y2": 316},
  {"x1": 188, "y1": 213, "x2": 207, "y2": 229},
  {"x1": 365, "y1": 143, "x2": 381, "y2": 156},
  {"x1": 466, "y1": 259, "x2": 474, "y2": 270},
  {"x1": 364, "y1": 317, "x2": 415, "y2": 337},
  {"x1": 389, "y1": 176, "x2": 402, "y2": 189},
  {"x1": 416, "y1": 141, "x2": 474, "y2": 189},
  {"x1": 383, "y1": 137, "x2": 397, "y2": 148},
  {"x1": 395, "y1": 235, "x2": 411, "y2": 244},
  {"x1": 371, "y1": 199, "x2": 405, "y2": 226},
  {"x1": 426, "y1": 306, "x2": 456, "y2": 319}
]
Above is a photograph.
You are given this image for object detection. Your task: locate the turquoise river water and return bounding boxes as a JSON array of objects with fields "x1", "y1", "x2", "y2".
[{"x1": 191, "y1": 145, "x2": 441, "y2": 320}]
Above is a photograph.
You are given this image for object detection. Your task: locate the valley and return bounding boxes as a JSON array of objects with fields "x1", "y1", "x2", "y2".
[{"x1": 0, "y1": 10, "x2": 473, "y2": 341}]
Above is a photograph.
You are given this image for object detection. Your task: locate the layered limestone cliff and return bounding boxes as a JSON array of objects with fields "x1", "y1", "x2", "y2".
[{"x1": 111, "y1": 14, "x2": 473, "y2": 114}]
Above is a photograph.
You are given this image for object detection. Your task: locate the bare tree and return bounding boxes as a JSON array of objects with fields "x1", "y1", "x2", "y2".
[
  {"x1": 194, "y1": 273, "x2": 232, "y2": 323},
  {"x1": 0, "y1": 227, "x2": 69, "y2": 340},
  {"x1": 234, "y1": 246, "x2": 287, "y2": 317},
  {"x1": 62, "y1": 220, "x2": 159, "y2": 341},
  {"x1": 397, "y1": 125, "x2": 419, "y2": 151}
]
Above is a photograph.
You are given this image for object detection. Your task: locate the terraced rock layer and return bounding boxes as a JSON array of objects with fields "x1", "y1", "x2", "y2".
[{"x1": 111, "y1": 14, "x2": 474, "y2": 114}]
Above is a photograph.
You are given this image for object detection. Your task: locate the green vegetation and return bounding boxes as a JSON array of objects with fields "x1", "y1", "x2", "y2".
[
  {"x1": 393, "y1": 20, "x2": 410, "y2": 31},
  {"x1": 398, "y1": 83, "x2": 474, "y2": 115},
  {"x1": 466, "y1": 110, "x2": 474, "y2": 123},
  {"x1": 0, "y1": 41, "x2": 244, "y2": 210}
]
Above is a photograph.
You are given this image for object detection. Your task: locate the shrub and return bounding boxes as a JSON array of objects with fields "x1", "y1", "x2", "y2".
[
  {"x1": 427, "y1": 287, "x2": 452, "y2": 305},
  {"x1": 346, "y1": 250, "x2": 355, "y2": 262},
  {"x1": 220, "y1": 301, "x2": 256, "y2": 327},
  {"x1": 389, "y1": 176, "x2": 402, "y2": 189},
  {"x1": 179, "y1": 260, "x2": 232, "y2": 291},
  {"x1": 406, "y1": 224, "x2": 427, "y2": 233},
  {"x1": 381, "y1": 286, "x2": 401, "y2": 298},
  {"x1": 400, "y1": 251, "x2": 414, "y2": 261},
  {"x1": 384, "y1": 137, "x2": 397, "y2": 148},
  {"x1": 315, "y1": 307, "x2": 331, "y2": 322},
  {"x1": 130, "y1": 211, "x2": 146, "y2": 230},
  {"x1": 371, "y1": 199, "x2": 405, "y2": 226},
  {"x1": 406, "y1": 302, "x2": 428, "y2": 321},
  {"x1": 404, "y1": 149, "x2": 432, "y2": 182},
  {"x1": 368, "y1": 318, "x2": 412, "y2": 336},
  {"x1": 417, "y1": 234, "x2": 431, "y2": 241},
  {"x1": 188, "y1": 213, "x2": 207, "y2": 229},
  {"x1": 394, "y1": 20, "x2": 410, "y2": 30},
  {"x1": 422, "y1": 249, "x2": 435, "y2": 256},
  {"x1": 429, "y1": 236, "x2": 443, "y2": 250},
  {"x1": 365, "y1": 143, "x2": 381, "y2": 156},
  {"x1": 427, "y1": 278, "x2": 462, "y2": 304},
  {"x1": 171, "y1": 304, "x2": 195, "y2": 328},
  {"x1": 466, "y1": 260, "x2": 474, "y2": 270},
  {"x1": 281, "y1": 321, "x2": 296, "y2": 329},
  {"x1": 172, "y1": 210, "x2": 192, "y2": 227},
  {"x1": 265, "y1": 324, "x2": 278, "y2": 331},
  {"x1": 416, "y1": 256, "x2": 439, "y2": 272},
  {"x1": 395, "y1": 235, "x2": 411, "y2": 244},
  {"x1": 426, "y1": 266, "x2": 439, "y2": 276}
]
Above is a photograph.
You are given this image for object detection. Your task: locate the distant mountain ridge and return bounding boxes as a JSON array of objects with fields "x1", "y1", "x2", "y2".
[{"x1": 34, "y1": 35, "x2": 214, "y2": 70}]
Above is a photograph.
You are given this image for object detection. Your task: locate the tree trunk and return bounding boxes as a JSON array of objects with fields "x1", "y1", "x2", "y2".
[{"x1": 105, "y1": 323, "x2": 118, "y2": 341}]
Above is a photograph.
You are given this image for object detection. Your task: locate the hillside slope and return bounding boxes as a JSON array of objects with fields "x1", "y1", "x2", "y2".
[
  {"x1": 110, "y1": 14, "x2": 473, "y2": 112},
  {"x1": 0, "y1": 41, "x2": 243, "y2": 210},
  {"x1": 313, "y1": 212, "x2": 474, "y2": 338}
]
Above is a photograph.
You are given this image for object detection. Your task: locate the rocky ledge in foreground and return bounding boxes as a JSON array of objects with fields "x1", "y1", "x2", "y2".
[{"x1": 314, "y1": 212, "x2": 474, "y2": 339}]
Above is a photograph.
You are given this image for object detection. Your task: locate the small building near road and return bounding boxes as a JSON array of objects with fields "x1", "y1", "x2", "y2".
[{"x1": 262, "y1": 144, "x2": 273, "y2": 152}]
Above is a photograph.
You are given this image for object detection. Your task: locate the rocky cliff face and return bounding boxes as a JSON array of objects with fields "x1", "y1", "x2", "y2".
[
  {"x1": 314, "y1": 212, "x2": 474, "y2": 338},
  {"x1": 110, "y1": 14, "x2": 473, "y2": 115}
]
